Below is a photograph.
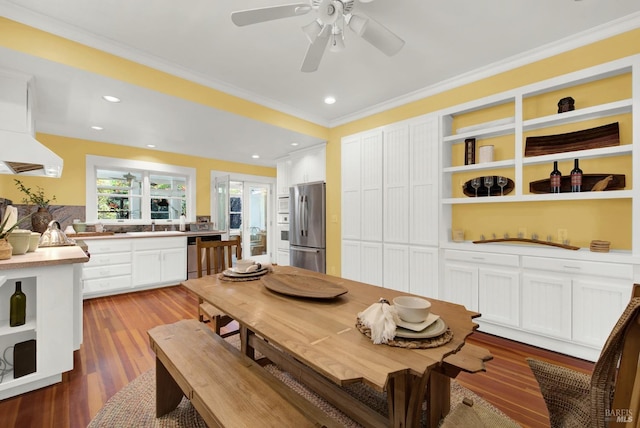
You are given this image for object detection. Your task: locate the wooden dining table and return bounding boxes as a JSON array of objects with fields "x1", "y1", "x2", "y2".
[{"x1": 182, "y1": 265, "x2": 484, "y2": 428}]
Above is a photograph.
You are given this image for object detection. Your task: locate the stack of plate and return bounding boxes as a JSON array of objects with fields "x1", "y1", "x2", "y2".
[
  {"x1": 394, "y1": 313, "x2": 447, "y2": 339},
  {"x1": 590, "y1": 240, "x2": 611, "y2": 253},
  {"x1": 223, "y1": 266, "x2": 268, "y2": 278}
]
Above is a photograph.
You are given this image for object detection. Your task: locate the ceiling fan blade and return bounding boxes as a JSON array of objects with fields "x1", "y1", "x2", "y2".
[
  {"x1": 300, "y1": 26, "x2": 331, "y2": 72},
  {"x1": 350, "y1": 14, "x2": 404, "y2": 56},
  {"x1": 231, "y1": 3, "x2": 311, "y2": 27}
]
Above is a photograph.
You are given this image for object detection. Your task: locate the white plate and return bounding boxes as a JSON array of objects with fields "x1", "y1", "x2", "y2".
[
  {"x1": 395, "y1": 313, "x2": 440, "y2": 332},
  {"x1": 395, "y1": 318, "x2": 447, "y2": 339},
  {"x1": 223, "y1": 267, "x2": 268, "y2": 278}
]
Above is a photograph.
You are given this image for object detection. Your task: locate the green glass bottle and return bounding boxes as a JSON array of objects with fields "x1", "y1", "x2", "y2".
[{"x1": 10, "y1": 281, "x2": 26, "y2": 327}]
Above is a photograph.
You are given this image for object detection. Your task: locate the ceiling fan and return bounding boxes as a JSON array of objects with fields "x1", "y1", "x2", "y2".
[{"x1": 231, "y1": 0, "x2": 405, "y2": 72}]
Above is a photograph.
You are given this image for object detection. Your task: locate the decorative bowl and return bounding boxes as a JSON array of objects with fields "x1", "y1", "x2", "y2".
[
  {"x1": 393, "y1": 296, "x2": 431, "y2": 323},
  {"x1": 28, "y1": 232, "x2": 41, "y2": 252},
  {"x1": 8, "y1": 230, "x2": 31, "y2": 255}
]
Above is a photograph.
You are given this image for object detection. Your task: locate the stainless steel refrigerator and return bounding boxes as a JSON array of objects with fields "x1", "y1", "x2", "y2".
[{"x1": 289, "y1": 181, "x2": 325, "y2": 273}]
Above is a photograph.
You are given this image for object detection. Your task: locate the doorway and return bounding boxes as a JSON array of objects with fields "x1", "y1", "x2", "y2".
[{"x1": 213, "y1": 174, "x2": 273, "y2": 264}]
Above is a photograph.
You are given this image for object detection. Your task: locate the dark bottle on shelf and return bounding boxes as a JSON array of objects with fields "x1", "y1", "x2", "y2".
[
  {"x1": 550, "y1": 161, "x2": 562, "y2": 193},
  {"x1": 10, "y1": 281, "x2": 26, "y2": 327},
  {"x1": 570, "y1": 158, "x2": 583, "y2": 192}
]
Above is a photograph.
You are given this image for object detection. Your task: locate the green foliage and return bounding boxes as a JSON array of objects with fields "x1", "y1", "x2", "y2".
[{"x1": 14, "y1": 179, "x2": 57, "y2": 208}]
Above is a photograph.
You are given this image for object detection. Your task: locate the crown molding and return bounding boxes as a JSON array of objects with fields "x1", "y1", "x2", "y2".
[{"x1": 328, "y1": 11, "x2": 640, "y2": 128}]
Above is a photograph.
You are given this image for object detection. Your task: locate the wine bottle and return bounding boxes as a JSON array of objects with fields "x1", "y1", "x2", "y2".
[
  {"x1": 571, "y1": 159, "x2": 583, "y2": 192},
  {"x1": 550, "y1": 161, "x2": 562, "y2": 193},
  {"x1": 10, "y1": 281, "x2": 26, "y2": 327}
]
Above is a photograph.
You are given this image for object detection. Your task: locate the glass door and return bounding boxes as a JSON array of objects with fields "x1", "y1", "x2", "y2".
[
  {"x1": 213, "y1": 175, "x2": 230, "y2": 232},
  {"x1": 243, "y1": 182, "x2": 270, "y2": 264}
]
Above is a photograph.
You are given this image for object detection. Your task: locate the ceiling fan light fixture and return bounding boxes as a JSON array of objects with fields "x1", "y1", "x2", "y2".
[
  {"x1": 302, "y1": 19, "x2": 323, "y2": 43},
  {"x1": 347, "y1": 14, "x2": 368, "y2": 36},
  {"x1": 329, "y1": 32, "x2": 345, "y2": 52}
]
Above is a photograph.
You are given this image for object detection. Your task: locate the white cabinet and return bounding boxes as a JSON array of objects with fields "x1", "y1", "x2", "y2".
[
  {"x1": 132, "y1": 237, "x2": 186, "y2": 287},
  {"x1": 341, "y1": 115, "x2": 439, "y2": 293},
  {"x1": 289, "y1": 144, "x2": 326, "y2": 185},
  {"x1": 442, "y1": 250, "x2": 520, "y2": 324},
  {"x1": 83, "y1": 236, "x2": 187, "y2": 298},
  {"x1": 82, "y1": 239, "x2": 132, "y2": 297},
  {"x1": 521, "y1": 272, "x2": 572, "y2": 340},
  {"x1": 276, "y1": 158, "x2": 291, "y2": 196},
  {"x1": 0, "y1": 263, "x2": 79, "y2": 400}
]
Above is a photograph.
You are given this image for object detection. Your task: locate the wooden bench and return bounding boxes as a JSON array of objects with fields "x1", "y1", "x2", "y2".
[{"x1": 148, "y1": 319, "x2": 340, "y2": 428}]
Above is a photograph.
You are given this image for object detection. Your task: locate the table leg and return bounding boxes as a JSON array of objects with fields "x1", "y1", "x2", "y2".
[
  {"x1": 240, "y1": 325, "x2": 255, "y2": 360},
  {"x1": 388, "y1": 368, "x2": 432, "y2": 428},
  {"x1": 426, "y1": 371, "x2": 451, "y2": 428}
]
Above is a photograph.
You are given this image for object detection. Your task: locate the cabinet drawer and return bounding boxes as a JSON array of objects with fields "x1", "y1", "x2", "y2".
[
  {"x1": 83, "y1": 264, "x2": 132, "y2": 280},
  {"x1": 83, "y1": 275, "x2": 132, "y2": 294},
  {"x1": 443, "y1": 250, "x2": 519, "y2": 267},
  {"x1": 87, "y1": 240, "x2": 132, "y2": 254},
  {"x1": 133, "y1": 237, "x2": 186, "y2": 251},
  {"x1": 521, "y1": 256, "x2": 633, "y2": 279},
  {"x1": 85, "y1": 252, "x2": 131, "y2": 267}
]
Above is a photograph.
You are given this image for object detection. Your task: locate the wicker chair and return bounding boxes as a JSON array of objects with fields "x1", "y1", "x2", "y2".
[{"x1": 527, "y1": 283, "x2": 640, "y2": 428}]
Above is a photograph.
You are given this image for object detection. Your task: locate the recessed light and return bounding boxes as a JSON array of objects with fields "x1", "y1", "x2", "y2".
[
  {"x1": 291, "y1": 142, "x2": 299, "y2": 146},
  {"x1": 146, "y1": 144, "x2": 156, "y2": 148},
  {"x1": 91, "y1": 125, "x2": 103, "y2": 130},
  {"x1": 102, "y1": 95, "x2": 121, "y2": 103},
  {"x1": 252, "y1": 154, "x2": 260, "y2": 159},
  {"x1": 324, "y1": 96, "x2": 336, "y2": 105}
]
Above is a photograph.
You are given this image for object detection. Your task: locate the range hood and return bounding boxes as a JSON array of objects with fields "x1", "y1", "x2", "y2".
[
  {"x1": 0, "y1": 70, "x2": 63, "y2": 178},
  {"x1": 0, "y1": 130, "x2": 63, "y2": 177}
]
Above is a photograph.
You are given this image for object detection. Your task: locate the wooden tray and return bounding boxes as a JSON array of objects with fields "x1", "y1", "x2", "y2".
[
  {"x1": 463, "y1": 176, "x2": 514, "y2": 197},
  {"x1": 524, "y1": 122, "x2": 619, "y2": 157},
  {"x1": 261, "y1": 274, "x2": 348, "y2": 299},
  {"x1": 529, "y1": 174, "x2": 625, "y2": 193}
]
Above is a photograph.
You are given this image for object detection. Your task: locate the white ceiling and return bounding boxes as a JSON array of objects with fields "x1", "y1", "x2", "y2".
[{"x1": 1, "y1": 0, "x2": 640, "y2": 167}]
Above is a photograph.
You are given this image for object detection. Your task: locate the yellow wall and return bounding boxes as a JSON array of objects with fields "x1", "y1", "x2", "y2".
[
  {"x1": 1, "y1": 18, "x2": 640, "y2": 274},
  {"x1": 0, "y1": 133, "x2": 276, "y2": 217}
]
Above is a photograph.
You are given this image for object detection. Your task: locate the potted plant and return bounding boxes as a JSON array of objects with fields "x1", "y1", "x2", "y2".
[
  {"x1": 14, "y1": 179, "x2": 57, "y2": 234},
  {"x1": 0, "y1": 213, "x2": 32, "y2": 260}
]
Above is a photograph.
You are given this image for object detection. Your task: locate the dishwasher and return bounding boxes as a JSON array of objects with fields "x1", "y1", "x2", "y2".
[{"x1": 187, "y1": 235, "x2": 221, "y2": 278}]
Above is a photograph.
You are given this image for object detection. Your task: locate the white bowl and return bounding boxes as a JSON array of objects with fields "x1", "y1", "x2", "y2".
[
  {"x1": 7, "y1": 230, "x2": 31, "y2": 255},
  {"x1": 235, "y1": 259, "x2": 255, "y2": 272},
  {"x1": 393, "y1": 296, "x2": 432, "y2": 323},
  {"x1": 28, "y1": 232, "x2": 41, "y2": 252}
]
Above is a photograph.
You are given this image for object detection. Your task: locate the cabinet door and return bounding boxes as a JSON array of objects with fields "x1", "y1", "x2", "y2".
[
  {"x1": 442, "y1": 262, "x2": 478, "y2": 311},
  {"x1": 361, "y1": 131, "x2": 383, "y2": 242},
  {"x1": 290, "y1": 145, "x2": 326, "y2": 185},
  {"x1": 161, "y1": 247, "x2": 187, "y2": 283},
  {"x1": 383, "y1": 244, "x2": 409, "y2": 292},
  {"x1": 341, "y1": 136, "x2": 362, "y2": 241},
  {"x1": 383, "y1": 124, "x2": 409, "y2": 244},
  {"x1": 132, "y1": 251, "x2": 162, "y2": 286},
  {"x1": 276, "y1": 159, "x2": 291, "y2": 196},
  {"x1": 572, "y1": 278, "x2": 629, "y2": 348},
  {"x1": 409, "y1": 116, "x2": 439, "y2": 246},
  {"x1": 341, "y1": 240, "x2": 361, "y2": 281},
  {"x1": 522, "y1": 272, "x2": 571, "y2": 339},
  {"x1": 409, "y1": 246, "x2": 438, "y2": 298},
  {"x1": 360, "y1": 242, "x2": 383, "y2": 287},
  {"x1": 478, "y1": 267, "x2": 520, "y2": 327}
]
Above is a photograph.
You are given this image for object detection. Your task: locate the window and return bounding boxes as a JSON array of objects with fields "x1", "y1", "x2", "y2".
[{"x1": 86, "y1": 155, "x2": 195, "y2": 224}]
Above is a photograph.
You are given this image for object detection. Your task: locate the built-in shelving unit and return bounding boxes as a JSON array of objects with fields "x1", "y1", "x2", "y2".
[{"x1": 440, "y1": 54, "x2": 639, "y2": 254}]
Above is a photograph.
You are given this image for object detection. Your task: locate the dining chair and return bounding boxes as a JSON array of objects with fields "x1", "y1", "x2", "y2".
[
  {"x1": 196, "y1": 236, "x2": 242, "y2": 337},
  {"x1": 527, "y1": 283, "x2": 640, "y2": 428}
]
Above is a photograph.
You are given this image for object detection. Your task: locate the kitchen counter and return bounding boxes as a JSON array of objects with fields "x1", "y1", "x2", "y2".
[
  {"x1": 67, "y1": 230, "x2": 225, "y2": 240},
  {"x1": 0, "y1": 245, "x2": 89, "y2": 270}
]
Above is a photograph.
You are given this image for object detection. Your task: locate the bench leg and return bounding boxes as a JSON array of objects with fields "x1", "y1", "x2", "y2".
[{"x1": 156, "y1": 357, "x2": 184, "y2": 417}]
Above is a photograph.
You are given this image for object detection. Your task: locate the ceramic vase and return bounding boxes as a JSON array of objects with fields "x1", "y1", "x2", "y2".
[
  {"x1": 31, "y1": 207, "x2": 52, "y2": 234},
  {"x1": 0, "y1": 239, "x2": 12, "y2": 260}
]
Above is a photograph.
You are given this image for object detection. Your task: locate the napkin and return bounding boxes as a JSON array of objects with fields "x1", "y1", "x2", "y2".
[{"x1": 357, "y1": 298, "x2": 400, "y2": 344}]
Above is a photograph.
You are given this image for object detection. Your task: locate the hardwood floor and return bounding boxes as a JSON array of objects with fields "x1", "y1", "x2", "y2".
[{"x1": 0, "y1": 285, "x2": 595, "y2": 427}]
